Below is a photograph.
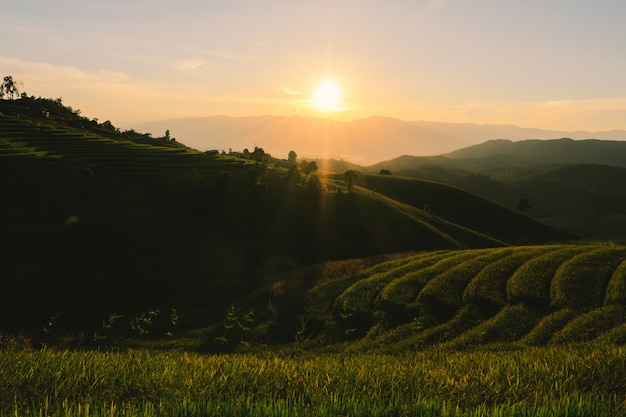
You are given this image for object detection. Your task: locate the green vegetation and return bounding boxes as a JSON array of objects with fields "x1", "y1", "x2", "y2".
[
  {"x1": 294, "y1": 244, "x2": 626, "y2": 350},
  {"x1": 0, "y1": 96, "x2": 572, "y2": 340},
  {"x1": 3, "y1": 92, "x2": 626, "y2": 416},
  {"x1": 1, "y1": 345, "x2": 625, "y2": 417},
  {"x1": 365, "y1": 145, "x2": 626, "y2": 240}
]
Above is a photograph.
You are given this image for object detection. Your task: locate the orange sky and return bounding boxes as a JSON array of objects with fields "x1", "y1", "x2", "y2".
[{"x1": 2, "y1": 1, "x2": 626, "y2": 133}]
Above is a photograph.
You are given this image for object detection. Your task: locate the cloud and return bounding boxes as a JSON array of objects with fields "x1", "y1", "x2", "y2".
[
  {"x1": 172, "y1": 59, "x2": 208, "y2": 71},
  {"x1": 202, "y1": 48, "x2": 259, "y2": 62},
  {"x1": 275, "y1": 87, "x2": 301, "y2": 96},
  {"x1": 0, "y1": 57, "x2": 130, "y2": 89}
]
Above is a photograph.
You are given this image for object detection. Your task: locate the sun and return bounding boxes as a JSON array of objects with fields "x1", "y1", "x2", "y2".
[{"x1": 311, "y1": 80, "x2": 344, "y2": 112}]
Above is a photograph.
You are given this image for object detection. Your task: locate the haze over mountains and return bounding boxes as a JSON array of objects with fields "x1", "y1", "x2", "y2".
[{"x1": 135, "y1": 115, "x2": 626, "y2": 165}]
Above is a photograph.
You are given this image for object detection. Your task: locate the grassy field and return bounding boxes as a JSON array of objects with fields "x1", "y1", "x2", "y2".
[{"x1": 1, "y1": 344, "x2": 624, "y2": 417}]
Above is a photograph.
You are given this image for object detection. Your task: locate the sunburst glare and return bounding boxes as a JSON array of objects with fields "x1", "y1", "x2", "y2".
[{"x1": 311, "y1": 80, "x2": 345, "y2": 112}]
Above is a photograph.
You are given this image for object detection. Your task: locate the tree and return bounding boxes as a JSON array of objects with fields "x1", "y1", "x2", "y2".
[
  {"x1": 288, "y1": 150, "x2": 297, "y2": 166},
  {"x1": 1, "y1": 75, "x2": 20, "y2": 100},
  {"x1": 302, "y1": 160, "x2": 318, "y2": 174},
  {"x1": 379, "y1": 169, "x2": 392, "y2": 175},
  {"x1": 286, "y1": 165, "x2": 301, "y2": 189},
  {"x1": 251, "y1": 146, "x2": 268, "y2": 164},
  {"x1": 344, "y1": 170, "x2": 358, "y2": 191},
  {"x1": 306, "y1": 173, "x2": 326, "y2": 194}
]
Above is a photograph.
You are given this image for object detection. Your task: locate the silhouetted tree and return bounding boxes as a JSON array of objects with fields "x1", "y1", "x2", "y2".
[
  {"x1": 1, "y1": 75, "x2": 20, "y2": 100},
  {"x1": 288, "y1": 150, "x2": 297, "y2": 166},
  {"x1": 379, "y1": 169, "x2": 392, "y2": 175},
  {"x1": 101, "y1": 120, "x2": 118, "y2": 132},
  {"x1": 344, "y1": 170, "x2": 358, "y2": 191},
  {"x1": 251, "y1": 146, "x2": 268, "y2": 164},
  {"x1": 303, "y1": 161, "x2": 318, "y2": 174},
  {"x1": 286, "y1": 165, "x2": 302, "y2": 189},
  {"x1": 306, "y1": 173, "x2": 326, "y2": 194}
]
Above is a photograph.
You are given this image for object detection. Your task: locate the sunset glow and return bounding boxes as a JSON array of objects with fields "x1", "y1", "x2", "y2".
[
  {"x1": 2, "y1": 2, "x2": 626, "y2": 134},
  {"x1": 311, "y1": 80, "x2": 344, "y2": 112}
]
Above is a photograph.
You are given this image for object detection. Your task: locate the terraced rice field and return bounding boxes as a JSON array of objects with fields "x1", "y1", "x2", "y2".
[
  {"x1": 304, "y1": 244, "x2": 626, "y2": 350},
  {"x1": 0, "y1": 114, "x2": 215, "y2": 178}
]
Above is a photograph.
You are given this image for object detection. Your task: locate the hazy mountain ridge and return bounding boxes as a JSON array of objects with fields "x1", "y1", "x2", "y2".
[
  {"x1": 135, "y1": 115, "x2": 626, "y2": 165},
  {"x1": 369, "y1": 140, "x2": 626, "y2": 240},
  {"x1": 445, "y1": 138, "x2": 626, "y2": 167}
]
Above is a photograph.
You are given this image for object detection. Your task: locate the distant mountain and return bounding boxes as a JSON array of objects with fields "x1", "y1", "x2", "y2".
[
  {"x1": 367, "y1": 139, "x2": 626, "y2": 240},
  {"x1": 134, "y1": 116, "x2": 626, "y2": 166},
  {"x1": 445, "y1": 138, "x2": 626, "y2": 168}
]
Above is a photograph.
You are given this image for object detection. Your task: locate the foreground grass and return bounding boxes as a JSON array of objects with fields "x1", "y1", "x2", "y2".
[{"x1": 1, "y1": 344, "x2": 624, "y2": 416}]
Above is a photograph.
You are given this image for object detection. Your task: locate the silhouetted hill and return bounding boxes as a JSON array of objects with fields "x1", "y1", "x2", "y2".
[
  {"x1": 369, "y1": 145, "x2": 626, "y2": 239},
  {"x1": 446, "y1": 138, "x2": 626, "y2": 168}
]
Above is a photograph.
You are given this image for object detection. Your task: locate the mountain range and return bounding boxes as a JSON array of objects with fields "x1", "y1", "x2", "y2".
[{"x1": 135, "y1": 115, "x2": 626, "y2": 165}]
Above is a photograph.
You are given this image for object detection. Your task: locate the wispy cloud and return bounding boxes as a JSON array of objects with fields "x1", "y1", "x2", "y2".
[
  {"x1": 202, "y1": 48, "x2": 259, "y2": 62},
  {"x1": 172, "y1": 59, "x2": 208, "y2": 71},
  {"x1": 275, "y1": 87, "x2": 301, "y2": 96},
  {"x1": 0, "y1": 57, "x2": 131, "y2": 89}
]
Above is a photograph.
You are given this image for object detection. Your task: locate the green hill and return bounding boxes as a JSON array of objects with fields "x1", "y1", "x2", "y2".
[
  {"x1": 446, "y1": 137, "x2": 626, "y2": 167},
  {"x1": 369, "y1": 143, "x2": 626, "y2": 239},
  {"x1": 0, "y1": 97, "x2": 575, "y2": 343},
  {"x1": 279, "y1": 244, "x2": 626, "y2": 351}
]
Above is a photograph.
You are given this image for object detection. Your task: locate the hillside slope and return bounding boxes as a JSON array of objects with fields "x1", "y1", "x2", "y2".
[
  {"x1": 0, "y1": 97, "x2": 574, "y2": 335},
  {"x1": 369, "y1": 140, "x2": 626, "y2": 239},
  {"x1": 289, "y1": 244, "x2": 626, "y2": 351},
  {"x1": 446, "y1": 137, "x2": 626, "y2": 168}
]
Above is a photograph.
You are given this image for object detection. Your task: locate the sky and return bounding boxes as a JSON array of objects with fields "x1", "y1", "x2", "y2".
[{"x1": 2, "y1": 0, "x2": 626, "y2": 132}]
